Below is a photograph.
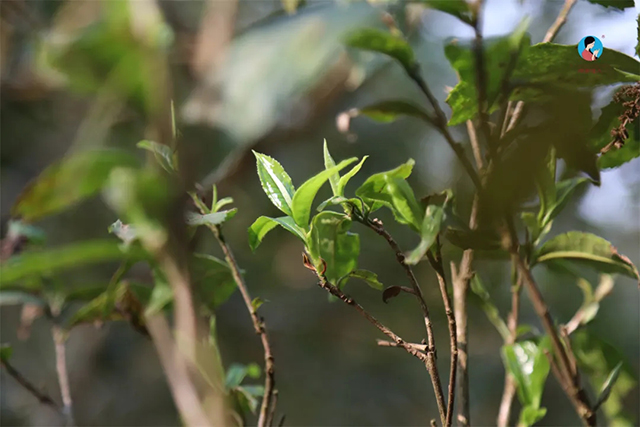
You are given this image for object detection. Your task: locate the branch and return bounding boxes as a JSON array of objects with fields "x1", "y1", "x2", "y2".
[
  {"x1": 427, "y1": 239, "x2": 458, "y2": 427},
  {"x1": 377, "y1": 339, "x2": 427, "y2": 352},
  {"x1": 1, "y1": 359, "x2": 60, "y2": 411},
  {"x1": 497, "y1": 272, "x2": 523, "y2": 427},
  {"x1": 407, "y1": 71, "x2": 482, "y2": 189},
  {"x1": 502, "y1": 222, "x2": 596, "y2": 426},
  {"x1": 211, "y1": 226, "x2": 276, "y2": 427},
  {"x1": 361, "y1": 218, "x2": 446, "y2": 426},
  {"x1": 505, "y1": 0, "x2": 577, "y2": 132},
  {"x1": 52, "y1": 326, "x2": 74, "y2": 426}
]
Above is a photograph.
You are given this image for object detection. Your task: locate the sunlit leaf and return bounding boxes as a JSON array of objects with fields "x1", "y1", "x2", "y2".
[
  {"x1": 291, "y1": 157, "x2": 357, "y2": 227},
  {"x1": 12, "y1": 150, "x2": 138, "y2": 222},
  {"x1": 323, "y1": 140, "x2": 339, "y2": 196},
  {"x1": 186, "y1": 209, "x2": 238, "y2": 227},
  {"x1": 337, "y1": 156, "x2": 368, "y2": 197},
  {"x1": 534, "y1": 232, "x2": 639, "y2": 281},
  {"x1": 253, "y1": 151, "x2": 296, "y2": 216},
  {"x1": 248, "y1": 216, "x2": 307, "y2": 252},
  {"x1": 307, "y1": 212, "x2": 359, "y2": 285}
]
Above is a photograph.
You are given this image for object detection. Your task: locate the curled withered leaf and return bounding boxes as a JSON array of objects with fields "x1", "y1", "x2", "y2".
[
  {"x1": 382, "y1": 286, "x2": 402, "y2": 303},
  {"x1": 302, "y1": 252, "x2": 315, "y2": 271}
]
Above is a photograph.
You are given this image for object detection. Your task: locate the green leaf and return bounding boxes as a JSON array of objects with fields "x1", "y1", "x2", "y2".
[
  {"x1": 0, "y1": 344, "x2": 13, "y2": 362},
  {"x1": 225, "y1": 363, "x2": 261, "y2": 389},
  {"x1": 137, "y1": 140, "x2": 177, "y2": 173},
  {"x1": 108, "y1": 220, "x2": 139, "y2": 247},
  {"x1": 420, "y1": 0, "x2": 472, "y2": 25},
  {"x1": 145, "y1": 268, "x2": 173, "y2": 315},
  {"x1": 542, "y1": 178, "x2": 589, "y2": 226},
  {"x1": 356, "y1": 159, "x2": 422, "y2": 230},
  {"x1": 344, "y1": 28, "x2": 416, "y2": 72},
  {"x1": 469, "y1": 275, "x2": 510, "y2": 341},
  {"x1": 445, "y1": 19, "x2": 530, "y2": 125},
  {"x1": 534, "y1": 232, "x2": 640, "y2": 281},
  {"x1": 337, "y1": 156, "x2": 368, "y2": 197},
  {"x1": 5, "y1": 220, "x2": 46, "y2": 246},
  {"x1": 291, "y1": 157, "x2": 357, "y2": 227},
  {"x1": 357, "y1": 101, "x2": 432, "y2": 124},
  {"x1": 573, "y1": 329, "x2": 637, "y2": 425},
  {"x1": 520, "y1": 406, "x2": 547, "y2": 427},
  {"x1": 586, "y1": 0, "x2": 633, "y2": 10},
  {"x1": 248, "y1": 216, "x2": 306, "y2": 252},
  {"x1": 595, "y1": 361, "x2": 624, "y2": 410},
  {"x1": 502, "y1": 336, "x2": 551, "y2": 420},
  {"x1": 251, "y1": 297, "x2": 265, "y2": 311},
  {"x1": 0, "y1": 240, "x2": 147, "y2": 288},
  {"x1": 512, "y1": 43, "x2": 640, "y2": 88},
  {"x1": 307, "y1": 212, "x2": 360, "y2": 286},
  {"x1": 323, "y1": 139, "x2": 339, "y2": 196},
  {"x1": 12, "y1": 150, "x2": 138, "y2": 222},
  {"x1": 337, "y1": 269, "x2": 383, "y2": 291},
  {"x1": 445, "y1": 228, "x2": 503, "y2": 251},
  {"x1": 186, "y1": 209, "x2": 238, "y2": 227},
  {"x1": 535, "y1": 147, "x2": 557, "y2": 225},
  {"x1": 253, "y1": 151, "x2": 296, "y2": 216},
  {"x1": 599, "y1": 136, "x2": 640, "y2": 170},
  {"x1": 406, "y1": 205, "x2": 444, "y2": 265},
  {"x1": 191, "y1": 254, "x2": 238, "y2": 309}
]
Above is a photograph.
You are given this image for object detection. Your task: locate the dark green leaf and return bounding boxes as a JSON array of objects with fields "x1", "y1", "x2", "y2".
[
  {"x1": 137, "y1": 140, "x2": 177, "y2": 173},
  {"x1": 0, "y1": 344, "x2": 13, "y2": 362},
  {"x1": 599, "y1": 137, "x2": 640, "y2": 170},
  {"x1": 337, "y1": 157, "x2": 368, "y2": 197},
  {"x1": 406, "y1": 205, "x2": 444, "y2": 265},
  {"x1": 12, "y1": 150, "x2": 138, "y2": 221},
  {"x1": 535, "y1": 147, "x2": 557, "y2": 224},
  {"x1": 248, "y1": 216, "x2": 307, "y2": 252},
  {"x1": 586, "y1": 0, "x2": 633, "y2": 10},
  {"x1": 420, "y1": 0, "x2": 472, "y2": 25},
  {"x1": 191, "y1": 254, "x2": 237, "y2": 309},
  {"x1": 344, "y1": 28, "x2": 416, "y2": 72},
  {"x1": 337, "y1": 269, "x2": 383, "y2": 291},
  {"x1": 445, "y1": 19, "x2": 530, "y2": 125},
  {"x1": 291, "y1": 157, "x2": 357, "y2": 227},
  {"x1": 0, "y1": 240, "x2": 147, "y2": 288},
  {"x1": 512, "y1": 43, "x2": 640, "y2": 88},
  {"x1": 445, "y1": 228, "x2": 503, "y2": 251},
  {"x1": 186, "y1": 209, "x2": 238, "y2": 227},
  {"x1": 307, "y1": 212, "x2": 359, "y2": 285},
  {"x1": 357, "y1": 100, "x2": 432, "y2": 124},
  {"x1": 534, "y1": 232, "x2": 640, "y2": 281},
  {"x1": 323, "y1": 140, "x2": 339, "y2": 196},
  {"x1": 542, "y1": 178, "x2": 589, "y2": 226},
  {"x1": 253, "y1": 151, "x2": 296, "y2": 216}
]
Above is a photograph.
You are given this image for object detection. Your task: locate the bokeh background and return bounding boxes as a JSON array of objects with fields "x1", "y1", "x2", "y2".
[{"x1": 1, "y1": 0, "x2": 638, "y2": 425}]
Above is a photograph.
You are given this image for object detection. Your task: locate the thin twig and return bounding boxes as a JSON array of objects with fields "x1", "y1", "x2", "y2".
[
  {"x1": 497, "y1": 272, "x2": 523, "y2": 427},
  {"x1": 52, "y1": 326, "x2": 74, "y2": 426},
  {"x1": 426, "y1": 238, "x2": 458, "y2": 427},
  {"x1": 506, "y1": 0, "x2": 577, "y2": 133},
  {"x1": 361, "y1": 218, "x2": 447, "y2": 425},
  {"x1": 466, "y1": 120, "x2": 484, "y2": 171},
  {"x1": 265, "y1": 390, "x2": 278, "y2": 427},
  {"x1": 376, "y1": 339, "x2": 428, "y2": 352},
  {"x1": 407, "y1": 71, "x2": 482, "y2": 189},
  {"x1": 314, "y1": 272, "x2": 430, "y2": 364},
  {"x1": 210, "y1": 226, "x2": 276, "y2": 427},
  {"x1": 1, "y1": 360, "x2": 60, "y2": 411}
]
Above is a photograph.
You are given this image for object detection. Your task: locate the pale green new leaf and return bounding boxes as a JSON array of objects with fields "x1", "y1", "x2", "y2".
[
  {"x1": 337, "y1": 156, "x2": 368, "y2": 196},
  {"x1": 307, "y1": 212, "x2": 360, "y2": 285},
  {"x1": 253, "y1": 151, "x2": 296, "y2": 216},
  {"x1": 248, "y1": 216, "x2": 306, "y2": 251},
  {"x1": 137, "y1": 140, "x2": 177, "y2": 172},
  {"x1": 323, "y1": 140, "x2": 339, "y2": 196},
  {"x1": 291, "y1": 158, "x2": 357, "y2": 227},
  {"x1": 186, "y1": 209, "x2": 238, "y2": 227}
]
